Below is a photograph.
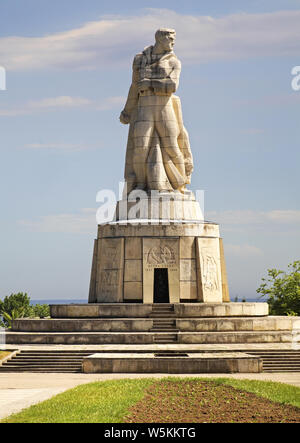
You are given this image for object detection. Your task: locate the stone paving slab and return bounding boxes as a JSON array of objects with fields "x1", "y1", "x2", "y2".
[{"x1": 0, "y1": 388, "x2": 66, "y2": 420}]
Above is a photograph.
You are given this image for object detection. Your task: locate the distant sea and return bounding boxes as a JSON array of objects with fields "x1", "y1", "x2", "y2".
[
  {"x1": 31, "y1": 299, "x2": 88, "y2": 305},
  {"x1": 30, "y1": 298, "x2": 265, "y2": 305}
]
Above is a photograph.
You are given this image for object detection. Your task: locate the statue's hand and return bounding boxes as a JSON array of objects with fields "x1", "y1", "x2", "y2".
[{"x1": 119, "y1": 110, "x2": 130, "y2": 125}]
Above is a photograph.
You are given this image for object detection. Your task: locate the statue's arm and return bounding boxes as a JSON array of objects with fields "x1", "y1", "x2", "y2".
[
  {"x1": 151, "y1": 58, "x2": 181, "y2": 94},
  {"x1": 120, "y1": 55, "x2": 140, "y2": 124}
]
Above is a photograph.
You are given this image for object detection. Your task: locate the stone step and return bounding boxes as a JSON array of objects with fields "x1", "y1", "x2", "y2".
[
  {"x1": 0, "y1": 368, "x2": 82, "y2": 373},
  {"x1": 22, "y1": 351, "x2": 91, "y2": 358},
  {"x1": 251, "y1": 354, "x2": 300, "y2": 357},
  {"x1": 150, "y1": 314, "x2": 177, "y2": 318},
  {"x1": 263, "y1": 369, "x2": 300, "y2": 372},
  {"x1": 4, "y1": 360, "x2": 82, "y2": 364},
  {"x1": 5, "y1": 330, "x2": 298, "y2": 345},
  {"x1": 50, "y1": 303, "x2": 269, "y2": 318},
  {"x1": 152, "y1": 322, "x2": 176, "y2": 326},
  {"x1": 11, "y1": 315, "x2": 299, "y2": 333},
  {"x1": 257, "y1": 359, "x2": 300, "y2": 363},
  {"x1": 263, "y1": 365, "x2": 300, "y2": 369}
]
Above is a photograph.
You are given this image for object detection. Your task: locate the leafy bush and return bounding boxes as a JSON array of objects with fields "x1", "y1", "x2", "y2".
[
  {"x1": 257, "y1": 261, "x2": 300, "y2": 316},
  {"x1": 0, "y1": 293, "x2": 50, "y2": 328}
]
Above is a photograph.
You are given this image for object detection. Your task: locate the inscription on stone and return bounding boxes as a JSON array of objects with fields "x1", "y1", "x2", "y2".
[{"x1": 147, "y1": 246, "x2": 176, "y2": 266}]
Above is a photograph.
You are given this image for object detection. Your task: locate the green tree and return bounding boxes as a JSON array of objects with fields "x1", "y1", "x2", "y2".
[
  {"x1": 257, "y1": 261, "x2": 300, "y2": 316},
  {"x1": 0, "y1": 293, "x2": 50, "y2": 328}
]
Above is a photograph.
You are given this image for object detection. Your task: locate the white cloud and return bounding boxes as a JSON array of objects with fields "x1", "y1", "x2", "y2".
[
  {"x1": 0, "y1": 94, "x2": 125, "y2": 116},
  {"x1": 19, "y1": 208, "x2": 97, "y2": 233},
  {"x1": 0, "y1": 9, "x2": 300, "y2": 71}
]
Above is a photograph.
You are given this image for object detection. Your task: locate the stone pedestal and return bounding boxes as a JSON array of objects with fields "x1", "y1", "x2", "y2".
[{"x1": 89, "y1": 221, "x2": 230, "y2": 304}]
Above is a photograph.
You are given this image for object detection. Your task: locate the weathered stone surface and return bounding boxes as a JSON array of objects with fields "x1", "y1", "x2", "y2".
[
  {"x1": 14, "y1": 313, "x2": 297, "y2": 334},
  {"x1": 95, "y1": 238, "x2": 124, "y2": 303},
  {"x1": 124, "y1": 282, "x2": 143, "y2": 300},
  {"x1": 180, "y1": 282, "x2": 198, "y2": 300},
  {"x1": 82, "y1": 352, "x2": 262, "y2": 374},
  {"x1": 125, "y1": 238, "x2": 142, "y2": 260},
  {"x1": 12, "y1": 318, "x2": 154, "y2": 332},
  {"x1": 50, "y1": 302, "x2": 269, "y2": 318},
  {"x1": 180, "y1": 259, "x2": 196, "y2": 281},
  {"x1": 98, "y1": 222, "x2": 220, "y2": 239},
  {"x1": 5, "y1": 330, "x2": 297, "y2": 346},
  {"x1": 124, "y1": 260, "x2": 142, "y2": 282},
  {"x1": 196, "y1": 237, "x2": 223, "y2": 303},
  {"x1": 88, "y1": 239, "x2": 98, "y2": 303},
  {"x1": 219, "y1": 238, "x2": 230, "y2": 302},
  {"x1": 180, "y1": 237, "x2": 196, "y2": 259}
]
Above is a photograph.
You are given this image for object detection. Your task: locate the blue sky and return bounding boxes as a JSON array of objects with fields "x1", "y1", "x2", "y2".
[{"x1": 0, "y1": 1, "x2": 299, "y2": 301}]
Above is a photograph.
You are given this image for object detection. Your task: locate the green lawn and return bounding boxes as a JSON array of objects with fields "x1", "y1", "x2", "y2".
[
  {"x1": 1, "y1": 377, "x2": 300, "y2": 423},
  {"x1": 2, "y1": 379, "x2": 156, "y2": 423}
]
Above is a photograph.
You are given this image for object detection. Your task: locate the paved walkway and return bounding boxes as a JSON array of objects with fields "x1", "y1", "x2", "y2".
[{"x1": 0, "y1": 372, "x2": 299, "y2": 421}]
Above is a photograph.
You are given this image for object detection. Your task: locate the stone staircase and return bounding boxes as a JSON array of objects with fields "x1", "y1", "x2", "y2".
[
  {"x1": 0, "y1": 350, "x2": 92, "y2": 373},
  {"x1": 1, "y1": 349, "x2": 300, "y2": 373},
  {"x1": 150, "y1": 307, "x2": 178, "y2": 343},
  {"x1": 249, "y1": 350, "x2": 300, "y2": 372},
  {"x1": 2, "y1": 302, "x2": 300, "y2": 373},
  {"x1": 150, "y1": 304, "x2": 176, "y2": 318}
]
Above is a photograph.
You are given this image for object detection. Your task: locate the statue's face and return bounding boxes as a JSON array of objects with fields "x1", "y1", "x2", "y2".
[{"x1": 160, "y1": 33, "x2": 176, "y2": 52}]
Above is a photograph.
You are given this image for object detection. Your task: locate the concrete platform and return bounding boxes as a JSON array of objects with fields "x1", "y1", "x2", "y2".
[
  {"x1": 12, "y1": 316, "x2": 299, "y2": 333},
  {"x1": 5, "y1": 330, "x2": 297, "y2": 345},
  {"x1": 3, "y1": 343, "x2": 298, "y2": 352},
  {"x1": 82, "y1": 352, "x2": 263, "y2": 374},
  {"x1": 50, "y1": 303, "x2": 269, "y2": 318}
]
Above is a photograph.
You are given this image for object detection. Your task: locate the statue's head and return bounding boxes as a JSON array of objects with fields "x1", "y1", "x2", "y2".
[{"x1": 155, "y1": 28, "x2": 176, "y2": 52}]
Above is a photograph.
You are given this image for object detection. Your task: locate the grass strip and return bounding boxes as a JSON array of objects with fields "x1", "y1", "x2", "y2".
[{"x1": 1, "y1": 378, "x2": 155, "y2": 423}]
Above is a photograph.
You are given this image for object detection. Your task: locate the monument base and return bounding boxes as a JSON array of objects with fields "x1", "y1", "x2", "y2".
[
  {"x1": 82, "y1": 352, "x2": 263, "y2": 374},
  {"x1": 88, "y1": 222, "x2": 230, "y2": 304}
]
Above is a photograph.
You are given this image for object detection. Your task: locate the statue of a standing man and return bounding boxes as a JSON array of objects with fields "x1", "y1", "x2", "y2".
[{"x1": 120, "y1": 28, "x2": 193, "y2": 194}]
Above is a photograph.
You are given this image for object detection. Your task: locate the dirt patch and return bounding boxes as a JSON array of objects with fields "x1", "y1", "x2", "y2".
[{"x1": 124, "y1": 380, "x2": 300, "y2": 423}]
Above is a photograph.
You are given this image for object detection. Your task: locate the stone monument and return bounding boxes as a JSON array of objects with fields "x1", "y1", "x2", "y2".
[
  {"x1": 88, "y1": 28, "x2": 230, "y2": 305},
  {"x1": 3, "y1": 30, "x2": 299, "y2": 375}
]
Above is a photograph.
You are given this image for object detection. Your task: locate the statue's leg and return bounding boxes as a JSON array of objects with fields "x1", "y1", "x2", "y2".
[
  {"x1": 155, "y1": 106, "x2": 186, "y2": 188},
  {"x1": 133, "y1": 101, "x2": 154, "y2": 189}
]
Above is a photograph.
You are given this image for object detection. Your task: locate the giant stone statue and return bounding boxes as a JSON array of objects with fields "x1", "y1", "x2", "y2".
[
  {"x1": 120, "y1": 28, "x2": 193, "y2": 194},
  {"x1": 88, "y1": 29, "x2": 230, "y2": 305}
]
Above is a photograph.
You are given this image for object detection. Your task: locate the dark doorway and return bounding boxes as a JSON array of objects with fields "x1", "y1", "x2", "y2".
[{"x1": 153, "y1": 268, "x2": 170, "y2": 303}]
